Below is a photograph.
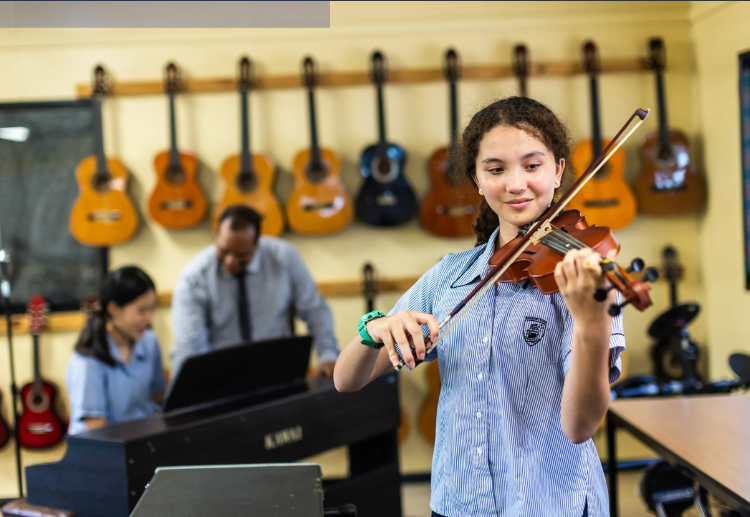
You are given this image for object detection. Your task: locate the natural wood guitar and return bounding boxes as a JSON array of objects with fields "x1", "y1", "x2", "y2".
[
  {"x1": 635, "y1": 38, "x2": 705, "y2": 215},
  {"x1": 567, "y1": 41, "x2": 637, "y2": 230},
  {"x1": 214, "y1": 57, "x2": 284, "y2": 236},
  {"x1": 420, "y1": 49, "x2": 481, "y2": 238},
  {"x1": 148, "y1": 62, "x2": 207, "y2": 229},
  {"x1": 69, "y1": 65, "x2": 138, "y2": 247},
  {"x1": 287, "y1": 57, "x2": 353, "y2": 235}
]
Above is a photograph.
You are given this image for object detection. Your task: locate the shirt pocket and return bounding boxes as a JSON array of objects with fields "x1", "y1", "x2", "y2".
[{"x1": 498, "y1": 290, "x2": 565, "y2": 365}]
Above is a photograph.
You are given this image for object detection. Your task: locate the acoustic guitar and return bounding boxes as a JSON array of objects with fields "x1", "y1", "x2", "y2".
[
  {"x1": 0, "y1": 391, "x2": 10, "y2": 450},
  {"x1": 420, "y1": 49, "x2": 481, "y2": 238},
  {"x1": 361, "y1": 263, "x2": 409, "y2": 443},
  {"x1": 513, "y1": 43, "x2": 529, "y2": 97},
  {"x1": 355, "y1": 51, "x2": 418, "y2": 227},
  {"x1": 148, "y1": 62, "x2": 207, "y2": 229},
  {"x1": 214, "y1": 57, "x2": 284, "y2": 236},
  {"x1": 287, "y1": 57, "x2": 353, "y2": 235},
  {"x1": 635, "y1": 38, "x2": 705, "y2": 215},
  {"x1": 69, "y1": 65, "x2": 138, "y2": 247},
  {"x1": 567, "y1": 41, "x2": 637, "y2": 230},
  {"x1": 19, "y1": 295, "x2": 66, "y2": 449}
]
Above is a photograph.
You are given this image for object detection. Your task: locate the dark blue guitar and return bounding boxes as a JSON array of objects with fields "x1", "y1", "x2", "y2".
[{"x1": 355, "y1": 51, "x2": 417, "y2": 227}]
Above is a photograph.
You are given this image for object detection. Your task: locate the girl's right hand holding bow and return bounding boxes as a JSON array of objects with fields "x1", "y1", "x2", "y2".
[{"x1": 366, "y1": 311, "x2": 440, "y2": 369}]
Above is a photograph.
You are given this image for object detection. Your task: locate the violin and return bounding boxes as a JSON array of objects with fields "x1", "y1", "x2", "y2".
[
  {"x1": 396, "y1": 108, "x2": 657, "y2": 371},
  {"x1": 492, "y1": 209, "x2": 656, "y2": 313}
]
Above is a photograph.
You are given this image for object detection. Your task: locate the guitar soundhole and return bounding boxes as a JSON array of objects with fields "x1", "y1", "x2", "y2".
[
  {"x1": 305, "y1": 161, "x2": 328, "y2": 184},
  {"x1": 236, "y1": 173, "x2": 258, "y2": 193},
  {"x1": 32, "y1": 394, "x2": 44, "y2": 406},
  {"x1": 370, "y1": 156, "x2": 398, "y2": 184},
  {"x1": 166, "y1": 165, "x2": 186, "y2": 186},
  {"x1": 92, "y1": 173, "x2": 111, "y2": 193}
]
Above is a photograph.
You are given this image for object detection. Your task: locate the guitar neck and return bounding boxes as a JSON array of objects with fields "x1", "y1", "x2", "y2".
[
  {"x1": 307, "y1": 87, "x2": 322, "y2": 166},
  {"x1": 655, "y1": 69, "x2": 671, "y2": 153},
  {"x1": 32, "y1": 333, "x2": 42, "y2": 395},
  {"x1": 168, "y1": 93, "x2": 180, "y2": 167},
  {"x1": 93, "y1": 97, "x2": 109, "y2": 180},
  {"x1": 589, "y1": 74, "x2": 603, "y2": 158},
  {"x1": 376, "y1": 83, "x2": 387, "y2": 147},
  {"x1": 518, "y1": 76, "x2": 527, "y2": 98},
  {"x1": 449, "y1": 80, "x2": 458, "y2": 147},
  {"x1": 240, "y1": 88, "x2": 253, "y2": 173}
]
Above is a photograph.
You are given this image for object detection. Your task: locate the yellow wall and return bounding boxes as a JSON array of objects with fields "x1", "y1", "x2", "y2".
[
  {"x1": 0, "y1": 0, "x2": 706, "y2": 498},
  {"x1": 692, "y1": 1, "x2": 750, "y2": 379}
]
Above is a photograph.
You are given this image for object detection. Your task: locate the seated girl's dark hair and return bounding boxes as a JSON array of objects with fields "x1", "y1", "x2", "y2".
[
  {"x1": 448, "y1": 96, "x2": 575, "y2": 246},
  {"x1": 75, "y1": 266, "x2": 156, "y2": 366}
]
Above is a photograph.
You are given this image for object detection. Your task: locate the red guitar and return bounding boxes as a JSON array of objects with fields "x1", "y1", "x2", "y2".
[
  {"x1": 19, "y1": 295, "x2": 66, "y2": 449},
  {"x1": 0, "y1": 391, "x2": 10, "y2": 449}
]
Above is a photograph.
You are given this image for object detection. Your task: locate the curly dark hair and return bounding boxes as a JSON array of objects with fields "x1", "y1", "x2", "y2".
[{"x1": 449, "y1": 96, "x2": 575, "y2": 246}]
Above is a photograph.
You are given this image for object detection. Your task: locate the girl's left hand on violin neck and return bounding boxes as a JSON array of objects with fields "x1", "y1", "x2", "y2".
[{"x1": 554, "y1": 247, "x2": 618, "y2": 326}]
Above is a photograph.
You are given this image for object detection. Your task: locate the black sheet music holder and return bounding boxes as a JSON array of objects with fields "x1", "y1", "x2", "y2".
[{"x1": 162, "y1": 336, "x2": 313, "y2": 412}]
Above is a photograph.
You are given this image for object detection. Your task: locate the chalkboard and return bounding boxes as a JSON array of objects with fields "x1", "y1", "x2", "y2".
[{"x1": 0, "y1": 100, "x2": 107, "y2": 313}]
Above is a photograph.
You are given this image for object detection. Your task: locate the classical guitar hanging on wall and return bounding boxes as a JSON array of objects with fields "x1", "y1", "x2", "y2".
[
  {"x1": 287, "y1": 57, "x2": 353, "y2": 235},
  {"x1": 148, "y1": 62, "x2": 207, "y2": 229},
  {"x1": 420, "y1": 48, "x2": 481, "y2": 238},
  {"x1": 69, "y1": 65, "x2": 138, "y2": 247},
  {"x1": 19, "y1": 295, "x2": 66, "y2": 449},
  {"x1": 635, "y1": 38, "x2": 705, "y2": 215},
  {"x1": 214, "y1": 57, "x2": 284, "y2": 236},
  {"x1": 355, "y1": 50, "x2": 418, "y2": 227},
  {"x1": 567, "y1": 41, "x2": 637, "y2": 230}
]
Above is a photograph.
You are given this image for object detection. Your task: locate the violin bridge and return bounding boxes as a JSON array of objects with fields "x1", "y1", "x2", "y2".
[{"x1": 529, "y1": 220, "x2": 554, "y2": 245}]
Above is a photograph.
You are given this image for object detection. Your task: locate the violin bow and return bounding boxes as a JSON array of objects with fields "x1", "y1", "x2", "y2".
[{"x1": 395, "y1": 108, "x2": 650, "y2": 371}]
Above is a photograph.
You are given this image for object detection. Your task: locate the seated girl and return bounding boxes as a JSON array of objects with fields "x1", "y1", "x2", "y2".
[{"x1": 66, "y1": 266, "x2": 166, "y2": 434}]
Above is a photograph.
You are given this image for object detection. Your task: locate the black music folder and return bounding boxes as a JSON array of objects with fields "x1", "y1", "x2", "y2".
[
  {"x1": 130, "y1": 463, "x2": 324, "y2": 517},
  {"x1": 162, "y1": 336, "x2": 312, "y2": 412}
]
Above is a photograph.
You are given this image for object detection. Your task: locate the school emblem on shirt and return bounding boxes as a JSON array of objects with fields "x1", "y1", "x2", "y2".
[{"x1": 523, "y1": 316, "x2": 547, "y2": 346}]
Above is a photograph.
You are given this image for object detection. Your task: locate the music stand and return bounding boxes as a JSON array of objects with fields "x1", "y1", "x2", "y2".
[{"x1": 162, "y1": 336, "x2": 312, "y2": 412}]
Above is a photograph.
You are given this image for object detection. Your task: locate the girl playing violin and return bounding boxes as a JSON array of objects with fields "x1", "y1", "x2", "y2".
[{"x1": 334, "y1": 97, "x2": 624, "y2": 517}]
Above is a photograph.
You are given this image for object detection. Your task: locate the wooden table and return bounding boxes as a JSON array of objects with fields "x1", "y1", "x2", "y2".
[{"x1": 607, "y1": 394, "x2": 750, "y2": 517}]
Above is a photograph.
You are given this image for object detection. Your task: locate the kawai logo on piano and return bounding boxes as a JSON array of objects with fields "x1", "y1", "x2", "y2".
[
  {"x1": 264, "y1": 425, "x2": 303, "y2": 450},
  {"x1": 523, "y1": 316, "x2": 547, "y2": 346}
]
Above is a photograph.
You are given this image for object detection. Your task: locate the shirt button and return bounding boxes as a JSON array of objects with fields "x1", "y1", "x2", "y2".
[
  {"x1": 477, "y1": 447, "x2": 482, "y2": 455},
  {"x1": 476, "y1": 412, "x2": 482, "y2": 419},
  {"x1": 483, "y1": 337, "x2": 488, "y2": 343},
  {"x1": 477, "y1": 373, "x2": 483, "y2": 380}
]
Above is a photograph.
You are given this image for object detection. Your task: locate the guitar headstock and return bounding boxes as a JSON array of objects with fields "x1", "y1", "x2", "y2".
[
  {"x1": 164, "y1": 62, "x2": 182, "y2": 94},
  {"x1": 92, "y1": 65, "x2": 110, "y2": 98},
  {"x1": 26, "y1": 294, "x2": 48, "y2": 335},
  {"x1": 239, "y1": 56, "x2": 254, "y2": 91},
  {"x1": 443, "y1": 48, "x2": 461, "y2": 83},
  {"x1": 661, "y1": 245, "x2": 683, "y2": 284},
  {"x1": 302, "y1": 56, "x2": 319, "y2": 89},
  {"x1": 80, "y1": 295, "x2": 100, "y2": 318},
  {"x1": 369, "y1": 50, "x2": 388, "y2": 85},
  {"x1": 513, "y1": 44, "x2": 529, "y2": 80},
  {"x1": 648, "y1": 37, "x2": 666, "y2": 72},
  {"x1": 582, "y1": 40, "x2": 600, "y2": 75}
]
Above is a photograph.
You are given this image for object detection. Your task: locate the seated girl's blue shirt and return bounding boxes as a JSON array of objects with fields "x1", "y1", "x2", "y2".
[
  {"x1": 388, "y1": 226, "x2": 625, "y2": 517},
  {"x1": 65, "y1": 330, "x2": 167, "y2": 435}
]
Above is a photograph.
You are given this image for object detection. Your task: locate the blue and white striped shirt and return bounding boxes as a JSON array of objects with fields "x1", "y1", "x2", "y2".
[{"x1": 390, "y1": 226, "x2": 624, "y2": 517}]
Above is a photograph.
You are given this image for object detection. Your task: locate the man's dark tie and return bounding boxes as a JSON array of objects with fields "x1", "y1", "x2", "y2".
[{"x1": 236, "y1": 271, "x2": 252, "y2": 342}]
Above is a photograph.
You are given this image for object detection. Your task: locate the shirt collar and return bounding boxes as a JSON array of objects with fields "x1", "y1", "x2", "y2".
[
  {"x1": 451, "y1": 226, "x2": 501, "y2": 287},
  {"x1": 107, "y1": 334, "x2": 147, "y2": 366}
]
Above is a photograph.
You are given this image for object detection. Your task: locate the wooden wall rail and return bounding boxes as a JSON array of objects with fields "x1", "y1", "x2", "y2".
[
  {"x1": 0, "y1": 275, "x2": 419, "y2": 334},
  {"x1": 75, "y1": 58, "x2": 650, "y2": 98}
]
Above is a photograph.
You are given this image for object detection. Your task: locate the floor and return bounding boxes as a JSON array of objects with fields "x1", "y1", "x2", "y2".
[{"x1": 400, "y1": 470, "x2": 733, "y2": 517}]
